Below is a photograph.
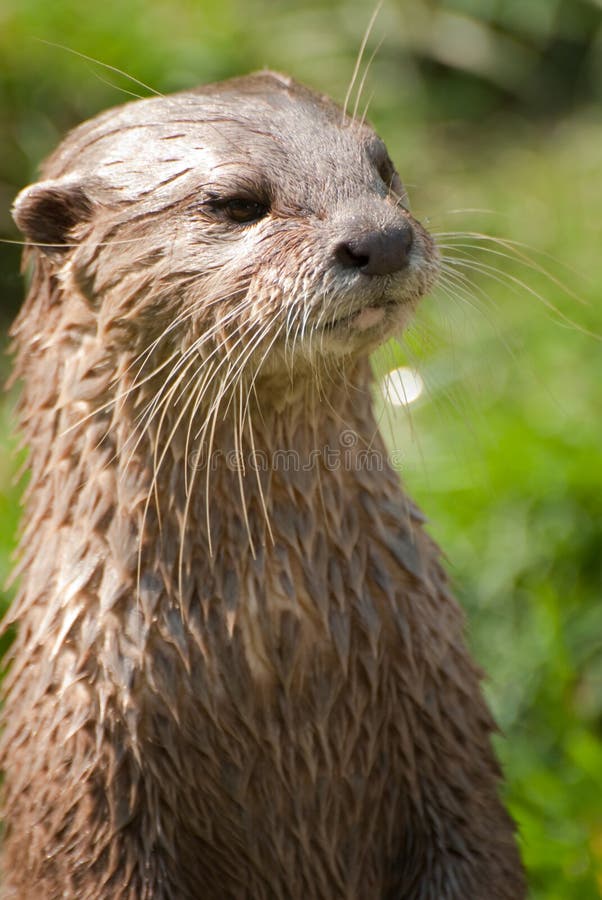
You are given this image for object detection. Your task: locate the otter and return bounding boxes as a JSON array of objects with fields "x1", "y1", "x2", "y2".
[{"x1": 3, "y1": 71, "x2": 526, "y2": 899}]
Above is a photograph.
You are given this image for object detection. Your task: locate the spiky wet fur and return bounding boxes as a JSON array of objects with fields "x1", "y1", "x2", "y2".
[{"x1": 2, "y1": 72, "x2": 525, "y2": 898}]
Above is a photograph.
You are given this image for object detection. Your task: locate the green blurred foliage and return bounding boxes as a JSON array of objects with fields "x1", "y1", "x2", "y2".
[{"x1": 0, "y1": 1, "x2": 601, "y2": 897}]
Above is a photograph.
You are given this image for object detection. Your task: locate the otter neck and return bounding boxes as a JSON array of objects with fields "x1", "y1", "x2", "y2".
[
  {"x1": 130, "y1": 356, "x2": 382, "y2": 565},
  {"x1": 18, "y1": 352, "x2": 387, "y2": 603}
]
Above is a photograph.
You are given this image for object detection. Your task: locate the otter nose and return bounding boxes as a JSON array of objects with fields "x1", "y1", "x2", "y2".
[{"x1": 335, "y1": 223, "x2": 414, "y2": 276}]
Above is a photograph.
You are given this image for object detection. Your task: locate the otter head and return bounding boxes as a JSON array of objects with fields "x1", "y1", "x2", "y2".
[{"x1": 13, "y1": 71, "x2": 438, "y2": 396}]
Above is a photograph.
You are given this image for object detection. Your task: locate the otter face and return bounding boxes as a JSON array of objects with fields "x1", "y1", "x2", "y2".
[{"x1": 13, "y1": 71, "x2": 439, "y2": 375}]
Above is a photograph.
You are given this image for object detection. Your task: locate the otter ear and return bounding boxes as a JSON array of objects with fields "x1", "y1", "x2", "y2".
[{"x1": 12, "y1": 177, "x2": 94, "y2": 255}]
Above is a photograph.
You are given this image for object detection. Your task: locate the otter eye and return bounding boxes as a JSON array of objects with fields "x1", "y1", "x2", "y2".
[
  {"x1": 377, "y1": 156, "x2": 393, "y2": 185},
  {"x1": 224, "y1": 199, "x2": 268, "y2": 223},
  {"x1": 377, "y1": 156, "x2": 403, "y2": 192},
  {"x1": 376, "y1": 156, "x2": 408, "y2": 208},
  {"x1": 207, "y1": 198, "x2": 269, "y2": 225}
]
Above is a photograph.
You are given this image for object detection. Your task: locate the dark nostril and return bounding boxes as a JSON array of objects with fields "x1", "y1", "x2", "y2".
[
  {"x1": 336, "y1": 243, "x2": 370, "y2": 270},
  {"x1": 335, "y1": 223, "x2": 414, "y2": 276}
]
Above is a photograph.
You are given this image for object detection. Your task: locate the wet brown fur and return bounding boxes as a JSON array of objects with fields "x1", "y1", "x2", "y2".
[{"x1": 2, "y1": 72, "x2": 526, "y2": 898}]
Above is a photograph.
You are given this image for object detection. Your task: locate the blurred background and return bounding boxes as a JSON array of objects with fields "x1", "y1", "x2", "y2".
[{"x1": 0, "y1": 0, "x2": 601, "y2": 896}]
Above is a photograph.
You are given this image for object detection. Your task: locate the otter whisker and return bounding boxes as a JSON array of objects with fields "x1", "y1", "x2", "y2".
[
  {"x1": 126, "y1": 304, "x2": 250, "y2": 480},
  {"x1": 142, "y1": 309, "x2": 259, "y2": 494},
  {"x1": 176, "y1": 366, "x2": 218, "y2": 602},
  {"x1": 195, "y1": 316, "x2": 282, "y2": 558},
  {"x1": 441, "y1": 253, "x2": 597, "y2": 336},
  {"x1": 144, "y1": 355, "x2": 203, "y2": 527},
  {"x1": 36, "y1": 39, "x2": 162, "y2": 97},
  {"x1": 0, "y1": 235, "x2": 177, "y2": 250},
  {"x1": 372, "y1": 340, "x2": 413, "y2": 453},
  {"x1": 352, "y1": 35, "x2": 383, "y2": 126},
  {"x1": 140, "y1": 355, "x2": 221, "y2": 605},
  {"x1": 244, "y1": 393, "x2": 275, "y2": 548},
  {"x1": 191, "y1": 320, "x2": 269, "y2": 446},
  {"x1": 437, "y1": 262, "x2": 515, "y2": 336},
  {"x1": 220, "y1": 319, "x2": 286, "y2": 440},
  {"x1": 182, "y1": 357, "x2": 226, "y2": 499},
  {"x1": 434, "y1": 229, "x2": 586, "y2": 303},
  {"x1": 171, "y1": 316, "x2": 276, "y2": 565},
  {"x1": 234, "y1": 379, "x2": 255, "y2": 558},
  {"x1": 436, "y1": 266, "x2": 527, "y2": 376},
  {"x1": 194, "y1": 341, "x2": 268, "y2": 562},
  {"x1": 140, "y1": 318, "x2": 265, "y2": 599},
  {"x1": 126, "y1": 273, "x2": 253, "y2": 378},
  {"x1": 358, "y1": 90, "x2": 375, "y2": 131},
  {"x1": 60, "y1": 283, "x2": 253, "y2": 442},
  {"x1": 439, "y1": 243, "x2": 587, "y2": 330},
  {"x1": 122, "y1": 351, "x2": 200, "y2": 483},
  {"x1": 59, "y1": 347, "x2": 182, "y2": 439},
  {"x1": 235, "y1": 317, "x2": 291, "y2": 542},
  {"x1": 177, "y1": 335, "x2": 264, "y2": 597},
  {"x1": 241, "y1": 315, "x2": 290, "y2": 427},
  {"x1": 396, "y1": 313, "x2": 478, "y2": 436},
  {"x1": 284, "y1": 299, "x2": 303, "y2": 370},
  {"x1": 343, "y1": 0, "x2": 383, "y2": 124},
  {"x1": 122, "y1": 292, "x2": 258, "y2": 472}
]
